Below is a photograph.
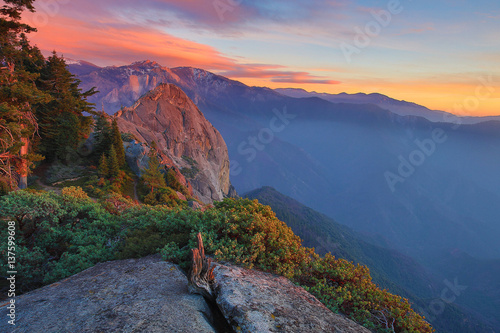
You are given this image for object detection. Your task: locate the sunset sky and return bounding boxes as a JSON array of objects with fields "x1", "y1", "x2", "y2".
[{"x1": 21, "y1": 0, "x2": 500, "y2": 116}]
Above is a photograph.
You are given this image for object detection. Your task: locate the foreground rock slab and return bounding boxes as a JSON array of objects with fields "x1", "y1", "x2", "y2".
[
  {"x1": 214, "y1": 263, "x2": 371, "y2": 333},
  {"x1": 0, "y1": 255, "x2": 216, "y2": 333}
]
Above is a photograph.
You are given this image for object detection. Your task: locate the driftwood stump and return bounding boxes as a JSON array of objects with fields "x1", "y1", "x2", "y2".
[{"x1": 188, "y1": 233, "x2": 216, "y2": 299}]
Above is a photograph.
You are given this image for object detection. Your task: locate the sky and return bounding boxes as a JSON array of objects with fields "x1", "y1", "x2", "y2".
[{"x1": 18, "y1": 0, "x2": 500, "y2": 116}]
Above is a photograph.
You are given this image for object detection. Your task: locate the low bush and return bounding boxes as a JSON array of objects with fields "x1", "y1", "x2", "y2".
[
  {"x1": 0, "y1": 188, "x2": 118, "y2": 291},
  {"x1": 0, "y1": 192, "x2": 433, "y2": 332}
]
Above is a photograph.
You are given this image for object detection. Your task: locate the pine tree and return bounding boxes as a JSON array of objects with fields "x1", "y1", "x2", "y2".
[
  {"x1": 141, "y1": 149, "x2": 166, "y2": 194},
  {"x1": 111, "y1": 118, "x2": 126, "y2": 167},
  {"x1": 107, "y1": 145, "x2": 119, "y2": 179},
  {"x1": 35, "y1": 52, "x2": 96, "y2": 162},
  {"x1": 98, "y1": 154, "x2": 108, "y2": 178},
  {"x1": 166, "y1": 168, "x2": 183, "y2": 192},
  {"x1": 92, "y1": 112, "x2": 112, "y2": 161},
  {"x1": 0, "y1": 0, "x2": 51, "y2": 189},
  {"x1": 150, "y1": 140, "x2": 158, "y2": 152}
]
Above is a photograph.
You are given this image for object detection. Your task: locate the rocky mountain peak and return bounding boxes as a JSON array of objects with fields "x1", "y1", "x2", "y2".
[
  {"x1": 116, "y1": 83, "x2": 232, "y2": 203},
  {"x1": 130, "y1": 59, "x2": 162, "y2": 70}
]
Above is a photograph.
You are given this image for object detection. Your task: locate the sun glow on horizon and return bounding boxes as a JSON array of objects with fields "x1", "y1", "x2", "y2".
[{"x1": 22, "y1": 0, "x2": 500, "y2": 117}]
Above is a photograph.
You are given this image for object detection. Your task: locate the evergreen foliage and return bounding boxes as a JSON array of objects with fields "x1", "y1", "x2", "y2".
[
  {"x1": 111, "y1": 118, "x2": 125, "y2": 167},
  {"x1": 140, "y1": 148, "x2": 166, "y2": 193},
  {"x1": 0, "y1": 0, "x2": 50, "y2": 189},
  {"x1": 142, "y1": 186, "x2": 184, "y2": 207},
  {"x1": 0, "y1": 188, "x2": 117, "y2": 290},
  {"x1": 98, "y1": 153, "x2": 108, "y2": 178},
  {"x1": 92, "y1": 112, "x2": 112, "y2": 161},
  {"x1": 1, "y1": 1, "x2": 97, "y2": 189},
  {"x1": 107, "y1": 145, "x2": 119, "y2": 179},
  {"x1": 166, "y1": 168, "x2": 183, "y2": 192},
  {"x1": 34, "y1": 52, "x2": 96, "y2": 162}
]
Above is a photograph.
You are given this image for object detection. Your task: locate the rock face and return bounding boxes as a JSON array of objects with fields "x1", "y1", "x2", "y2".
[
  {"x1": 74, "y1": 60, "x2": 181, "y2": 113},
  {"x1": 116, "y1": 83, "x2": 232, "y2": 203},
  {"x1": 1, "y1": 255, "x2": 371, "y2": 333},
  {"x1": 0, "y1": 256, "x2": 217, "y2": 333},
  {"x1": 213, "y1": 263, "x2": 371, "y2": 333}
]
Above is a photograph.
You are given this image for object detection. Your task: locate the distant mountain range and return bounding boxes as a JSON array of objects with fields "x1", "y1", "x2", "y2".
[
  {"x1": 245, "y1": 186, "x2": 498, "y2": 332},
  {"x1": 68, "y1": 59, "x2": 500, "y2": 331},
  {"x1": 275, "y1": 88, "x2": 500, "y2": 124},
  {"x1": 68, "y1": 59, "x2": 500, "y2": 255}
]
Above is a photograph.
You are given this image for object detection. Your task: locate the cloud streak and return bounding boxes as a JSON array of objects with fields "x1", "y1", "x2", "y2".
[
  {"x1": 23, "y1": 1, "x2": 338, "y2": 85},
  {"x1": 220, "y1": 64, "x2": 340, "y2": 84}
]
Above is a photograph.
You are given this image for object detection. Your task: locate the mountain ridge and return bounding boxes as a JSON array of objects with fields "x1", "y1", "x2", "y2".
[
  {"x1": 275, "y1": 87, "x2": 500, "y2": 124},
  {"x1": 67, "y1": 59, "x2": 499, "y2": 124}
]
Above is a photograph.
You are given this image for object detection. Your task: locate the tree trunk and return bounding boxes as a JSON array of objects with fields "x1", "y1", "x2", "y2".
[
  {"x1": 18, "y1": 136, "x2": 29, "y2": 189},
  {"x1": 188, "y1": 233, "x2": 216, "y2": 299}
]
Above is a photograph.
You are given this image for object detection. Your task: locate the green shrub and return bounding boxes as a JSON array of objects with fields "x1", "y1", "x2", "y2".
[
  {"x1": 117, "y1": 226, "x2": 164, "y2": 259},
  {"x1": 0, "y1": 192, "x2": 433, "y2": 333},
  {"x1": 180, "y1": 166, "x2": 199, "y2": 179},
  {"x1": 121, "y1": 132, "x2": 137, "y2": 142},
  {"x1": 160, "y1": 241, "x2": 188, "y2": 265},
  {"x1": 0, "y1": 189, "x2": 118, "y2": 291},
  {"x1": 203, "y1": 199, "x2": 314, "y2": 278}
]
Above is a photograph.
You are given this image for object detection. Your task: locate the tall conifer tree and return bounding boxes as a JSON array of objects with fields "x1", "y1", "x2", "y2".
[
  {"x1": 107, "y1": 145, "x2": 119, "y2": 179},
  {"x1": 141, "y1": 145, "x2": 166, "y2": 193},
  {"x1": 0, "y1": 0, "x2": 50, "y2": 189},
  {"x1": 98, "y1": 153, "x2": 108, "y2": 178},
  {"x1": 92, "y1": 112, "x2": 112, "y2": 161},
  {"x1": 35, "y1": 52, "x2": 96, "y2": 162},
  {"x1": 111, "y1": 118, "x2": 125, "y2": 167}
]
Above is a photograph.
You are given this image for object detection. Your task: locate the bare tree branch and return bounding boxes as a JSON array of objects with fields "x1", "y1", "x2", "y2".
[{"x1": 187, "y1": 232, "x2": 216, "y2": 299}]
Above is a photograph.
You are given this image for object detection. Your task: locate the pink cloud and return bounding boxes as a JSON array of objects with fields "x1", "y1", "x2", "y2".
[
  {"x1": 23, "y1": 8, "x2": 338, "y2": 86},
  {"x1": 220, "y1": 64, "x2": 340, "y2": 84},
  {"x1": 24, "y1": 15, "x2": 234, "y2": 69}
]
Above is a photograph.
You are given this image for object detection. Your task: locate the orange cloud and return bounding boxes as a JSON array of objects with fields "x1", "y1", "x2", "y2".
[
  {"x1": 25, "y1": 14, "x2": 235, "y2": 69},
  {"x1": 23, "y1": 9, "x2": 339, "y2": 85}
]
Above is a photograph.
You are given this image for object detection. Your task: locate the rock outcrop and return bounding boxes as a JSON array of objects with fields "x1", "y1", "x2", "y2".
[
  {"x1": 116, "y1": 83, "x2": 232, "y2": 203},
  {"x1": 1, "y1": 254, "x2": 371, "y2": 333},
  {"x1": 0, "y1": 256, "x2": 218, "y2": 333},
  {"x1": 213, "y1": 263, "x2": 371, "y2": 333}
]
